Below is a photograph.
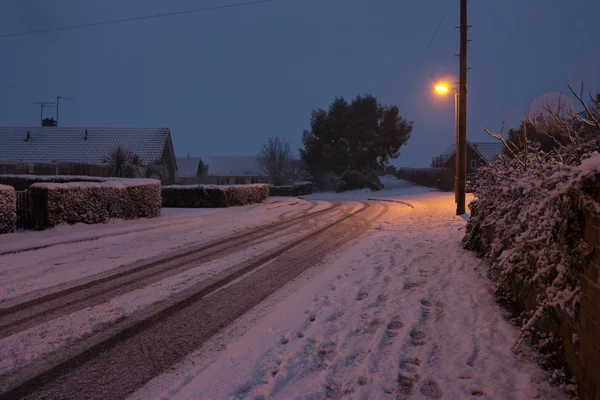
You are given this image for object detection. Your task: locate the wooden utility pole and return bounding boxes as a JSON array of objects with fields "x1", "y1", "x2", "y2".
[{"x1": 456, "y1": 0, "x2": 468, "y2": 215}]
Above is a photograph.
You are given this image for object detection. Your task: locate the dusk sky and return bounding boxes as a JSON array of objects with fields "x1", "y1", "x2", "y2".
[{"x1": 1, "y1": 0, "x2": 599, "y2": 167}]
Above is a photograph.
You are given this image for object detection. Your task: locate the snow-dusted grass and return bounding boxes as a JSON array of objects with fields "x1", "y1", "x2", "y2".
[
  {"x1": 0, "y1": 199, "x2": 324, "y2": 302},
  {"x1": 130, "y1": 178, "x2": 565, "y2": 400}
]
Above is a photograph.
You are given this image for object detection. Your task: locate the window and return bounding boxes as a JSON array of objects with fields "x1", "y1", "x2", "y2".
[
  {"x1": 251, "y1": 178, "x2": 267, "y2": 184},
  {"x1": 217, "y1": 177, "x2": 229, "y2": 185},
  {"x1": 470, "y1": 159, "x2": 477, "y2": 169},
  {"x1": 234, "y1": 177, "x2": 246, "y2": 185}
]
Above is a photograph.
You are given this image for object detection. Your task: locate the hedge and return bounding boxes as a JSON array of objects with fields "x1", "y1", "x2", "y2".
[
  {"x1": 0, "y1": 185, "x2": 16, "y2": 234},
  {"x1": 29, "y1": 179, "x2": 161, "y2": 229},
  {"x1": 161, "y1": 184, "x2": 269, "y2": 208},
  {"x1": 396, "y1": 168, "x2": 454, "y2": 192},
  {"x1": 0, "y1": 174, "x2": 114, "y2": 191},
  {"x1": 269, "y1": 182, "x2": 313, "y2": 197}
]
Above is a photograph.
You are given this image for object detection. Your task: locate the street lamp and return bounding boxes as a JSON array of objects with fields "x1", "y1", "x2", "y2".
[{"x1": 435, "y1": 82, "x2": 459, "y2": 203}]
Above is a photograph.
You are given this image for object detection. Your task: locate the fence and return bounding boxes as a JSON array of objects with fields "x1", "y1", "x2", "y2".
[
  {"x1": 396, "y1": 167, "x2": 454, "y2": 192},
  {"x1": 0, "y1": 161, "x2": 112, "y2": 177},
  {"x1": 15, "y1": 190, "x2": 32, "y2": 229}
]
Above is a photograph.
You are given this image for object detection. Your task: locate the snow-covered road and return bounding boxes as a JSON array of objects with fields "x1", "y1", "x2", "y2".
[
  {"x1": 0, "y1": 178, "x2": 568, "y2": 399},
  {"x1": 131, "y1": 180, "x2": 568, "y2": 400}
]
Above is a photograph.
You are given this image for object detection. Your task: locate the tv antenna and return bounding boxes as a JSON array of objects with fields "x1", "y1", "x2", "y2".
[
  {"x1": 29, "y1": 101, "x2": 55, "y2": 123},
  {"x1": 56, "y1": 96, "x2": 75, "y2": 126}
]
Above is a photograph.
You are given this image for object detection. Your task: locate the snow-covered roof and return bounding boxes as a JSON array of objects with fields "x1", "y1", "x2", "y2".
[
  {"x1": 471, "y1": 142, "x2": 504, "y2": 161},
  {"x1": 439, "y1": 141, "x2": 504, "y2": 163},
  {"x1": 176, "y1": 157, "x2": 201, "y2": 178},
  {"x1": 207, "y1": 156, "x2": 264, "y2": 177},
  {"x1": 0, "y1": 127, "x2": 171, "y2": 165},
  {"x1": 440, "y1": 144, "x2": 456, "y2": 162}
]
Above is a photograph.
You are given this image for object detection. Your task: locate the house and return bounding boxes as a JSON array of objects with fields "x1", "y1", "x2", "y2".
[
  {"x1": 0, "y1": 126, "x2": 178, "y2": 184},
  {"x1": 206, "y1": 156, "x2": 268, "y2": 185},
  {"x1": 176, "y1": 156, "x2": 202, "y2": 178},
  {"x1": 432, "y1": 141, "x2": 504, "y2": 176}
]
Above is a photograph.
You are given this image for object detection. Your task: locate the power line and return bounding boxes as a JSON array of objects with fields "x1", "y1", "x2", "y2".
[
  {"x1": 400, "y1": 2, "x2": 450, "y2": 107},
  {"x1": 0, "y1": 0, "x2": 272, "y2": 39}
]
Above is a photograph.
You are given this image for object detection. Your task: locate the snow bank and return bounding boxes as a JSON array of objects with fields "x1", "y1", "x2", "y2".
[
  {"x1": 29, "y1": 179, "x2": 161, "y2": 228},
  {"x1": 0, "y1": 185, "x2": 16, "y2": 234},
  {"x1": 161, "y1": 184, "x2": 269, "y2": 208},
  {"x1": 269, "y1": 182, "x2": 313, "y2": 197}
]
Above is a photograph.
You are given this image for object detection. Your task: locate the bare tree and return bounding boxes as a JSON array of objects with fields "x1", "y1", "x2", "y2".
[
  {"x1": 257, "y1": 136, "x2": 292, "y2": 186},
  {"x1": 482, "y1": 82, "x2": 600, "y2": 171}
]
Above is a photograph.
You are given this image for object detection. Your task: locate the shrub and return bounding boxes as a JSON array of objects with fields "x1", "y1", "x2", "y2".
[
  {"x1": 269, "y1": 182, "x2": 313, "y2": 197},
  {"x1": 336, "y1": 170, "x2": 383, "y2": 192},
  {"x1": 0, "y1": 185, "x2": 16, "y2": 234},
  {"x1": 161, "y1": 184, "x2": 269, "y2": 208},
  {"x1": 29, "y1": 179, "x2": 161, "y2": 229},
  {"x1": 0, "y1": 174, "x2": 110, "y2": 191},
  {"x1": 463, "y1": 138, "x2": 600, "y2": 384}
]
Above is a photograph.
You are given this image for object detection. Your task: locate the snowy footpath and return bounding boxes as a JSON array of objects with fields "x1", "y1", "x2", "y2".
[{"x1": 130, "y1": 179, "x2": 567, "y2": 400}]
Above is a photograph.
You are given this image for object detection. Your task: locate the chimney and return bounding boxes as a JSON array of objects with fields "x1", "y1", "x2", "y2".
[{"x1": 42, "y1": 117, "x2": 57, "y2": 127}]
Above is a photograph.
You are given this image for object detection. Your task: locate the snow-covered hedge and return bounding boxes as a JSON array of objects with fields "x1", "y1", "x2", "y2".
[
  {"x1": 0, "y1": 174, "x2": 115, "y2": 191},
  {"x1": 396, "y1": 167, "x2": 454, "y2": 192},
  {"x1": 0, "y1": 185, "x2": 16, "y2": 234},
  {"x1": 269, "y1": 182, "x2": 313, "y2": 197},
  {"x1": 463, "y1": 140, "x2": 600, "y2": 384},
  {"x1": 29, "y1": 179, "x2": 161, "y2": 228},
  {"x1": 161, "y1": 184, "x2": 269, "y2": 208}
]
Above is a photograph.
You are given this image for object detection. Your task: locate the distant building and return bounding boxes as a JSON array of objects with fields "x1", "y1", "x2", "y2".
[
  {"x1": 207, "y1": 156, "x2": 268, "y2": 185},
  {"x1": 0, "y1": 126, "x2": 178, "y2": 183},
  {"x1": 175, "y1": 156, "x2": 202, "y2": 178},
  {"x1": 432, "y1": 141, "x2": 504, "y2": 176}
]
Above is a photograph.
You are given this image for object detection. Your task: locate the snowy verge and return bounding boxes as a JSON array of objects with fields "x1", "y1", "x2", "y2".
[
  {"x1": 161, "y1": 184, "x2": 269, "y2": 208},
  {"x1": 28, "y1": 179, "x2": 161, "y2": 229},
  {"x1": 0, "y1": 185, "x2": 16, "y2": 234}
]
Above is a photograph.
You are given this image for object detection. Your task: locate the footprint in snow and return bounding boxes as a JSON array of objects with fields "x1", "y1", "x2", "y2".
[
  {"x1": 472, "y1": 388, "x2": 486, "y2": 396},
  {"x1": 356, "y1": 290, "x2": 369, "y2": 301},
  {"x1": 397, "y1": 371, "x2": 420, "y2": 395},
  {"x1": 420, "y1": 380, "x2": 443, "y2": 399},
  {"x1": 409, "y1": 330, "x2": 427, "y2": 346}
]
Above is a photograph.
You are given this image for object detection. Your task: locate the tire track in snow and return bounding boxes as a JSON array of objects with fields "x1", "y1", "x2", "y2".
[
  {"x1": 0, "y1": 202, "x2": 388, "y2": 400},
  {"x1": 0, "y1": 201, "x2": 343, "y2": 338}
]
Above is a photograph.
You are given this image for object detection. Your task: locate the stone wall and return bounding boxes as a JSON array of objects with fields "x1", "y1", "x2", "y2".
[{"x1": 578, "y1": 208, "x2": 600, "y2": 400}]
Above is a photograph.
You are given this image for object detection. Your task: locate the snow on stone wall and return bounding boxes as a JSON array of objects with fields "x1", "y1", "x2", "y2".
[
  {"x1": 0, "y1": 185, "x2": 16, "y2": 234},
  {"x1": 463, "y1": 148, "x2": 600, "y2": 394},
  {"x1": 29, "y1": 179, "x2": 161, "y2": 228},
  {"x1": 161, "y1": 184, "x2": 269, "y2": 208}
]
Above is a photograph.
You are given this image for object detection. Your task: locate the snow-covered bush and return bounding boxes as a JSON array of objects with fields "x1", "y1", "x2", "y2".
[
  {"x1": 464, "y1": 133, "x2": 600, "y2": 382},
  {"x1": 29, "y1": 179, "x2": 161, "y2": 228},
  {"x1": 0, "y1": 174, "x2": 112, "y2": 191},
  {"x1": 336, "y1": 170, "x2": 383, "y2": 192},
  {"x1": 0, "y1": 185, "x2": 16, "y2": 234},
  {"x1": 161, "y1": 184, "x2": 269, "y2": 208},
  {"x1": 269, "y1": 182, "x2": 313, "y2": 197}
]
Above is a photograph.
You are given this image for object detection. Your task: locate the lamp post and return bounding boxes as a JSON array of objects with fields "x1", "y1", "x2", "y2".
[{"x1": 434, "y1": 83, "x2": 459, "y2": 203}]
